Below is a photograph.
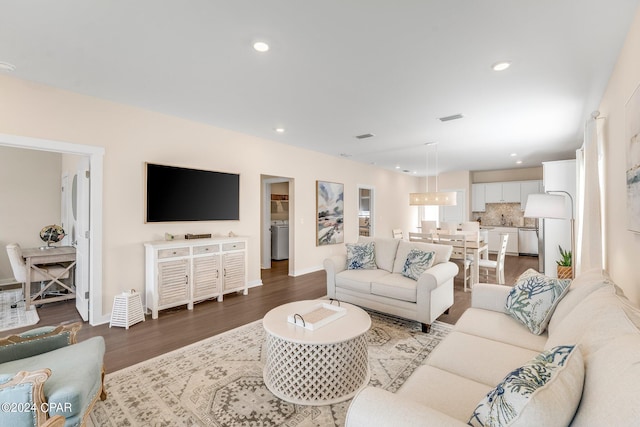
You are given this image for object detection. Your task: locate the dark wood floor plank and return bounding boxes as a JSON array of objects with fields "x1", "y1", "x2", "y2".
[{"x1": 4, "y1": 255, "x2": 538, "y2": 373}]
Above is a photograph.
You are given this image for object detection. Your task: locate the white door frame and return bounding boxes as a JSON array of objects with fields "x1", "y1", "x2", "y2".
[
  {"x1": 357, "y1": 184, "x2": 375, "y2": 237},
  {"x1": 261, "y1": 176, "x2": 293, "y2": 275},
  {"x1": 73, "y1": 158, "x2": 91, "y2": 321},
  {"x1": 0, "y1": 133, "x2": 105, "y2": 325}
]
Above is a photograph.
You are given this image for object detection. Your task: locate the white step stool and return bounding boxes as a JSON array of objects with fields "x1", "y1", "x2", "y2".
[{"x1": 109, "y1": 291, "x2": 145, "y2": 329}]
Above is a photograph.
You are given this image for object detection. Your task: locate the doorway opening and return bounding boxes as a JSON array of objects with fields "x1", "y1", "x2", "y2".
[
  {"x1": 261, "y1": 175, "x2": 293, "y2": 279},
  {"x1": 358, "y1": 185, "x2": 375, "y2": 237},
  {"x1": 0, "y1": 133, "x2": 105, "y2": 325}
]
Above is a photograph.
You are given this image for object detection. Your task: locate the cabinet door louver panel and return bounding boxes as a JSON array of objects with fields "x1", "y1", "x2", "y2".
[
  {"x1": 193, "y1": 255, "x2": 220, "y2": 298},
  {"x1": 158, "y1": 259, "x2": 189, "y2": 306},
  {"x1": 223, "y1": 252, "x2": 245, "y2": 291}
]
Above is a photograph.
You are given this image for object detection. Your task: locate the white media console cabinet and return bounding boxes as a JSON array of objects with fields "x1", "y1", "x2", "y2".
[{"x1": 144, "y1": 237, "x2": 248, "y2": 319}]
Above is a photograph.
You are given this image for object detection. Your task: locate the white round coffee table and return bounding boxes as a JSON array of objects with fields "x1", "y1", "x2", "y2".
[{"x1": 262, "y1": 300, "x2": 371, "y2": 406}]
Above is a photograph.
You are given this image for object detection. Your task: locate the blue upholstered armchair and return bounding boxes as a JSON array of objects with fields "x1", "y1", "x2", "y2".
[{"x1": 0, "y1": 322, "x2": 106, "y2": 427}]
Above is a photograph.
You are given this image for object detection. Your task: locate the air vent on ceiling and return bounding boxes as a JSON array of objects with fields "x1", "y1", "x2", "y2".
[
  {"x1": 439, "y1": 114, "x2": 464, "y2": 122},
  {"x1": 355, "y1": 133, "x2": 375, "y2": 139}
]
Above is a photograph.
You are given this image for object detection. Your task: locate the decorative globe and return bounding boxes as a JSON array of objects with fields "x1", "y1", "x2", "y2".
[{"x1": 39, "y1": 224, "x2": 66, "y2": 248}]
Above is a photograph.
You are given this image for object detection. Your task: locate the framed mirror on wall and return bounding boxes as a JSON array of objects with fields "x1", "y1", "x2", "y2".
[{"x1": 358, "y1": 186, "x2": 374, "y2": 237}]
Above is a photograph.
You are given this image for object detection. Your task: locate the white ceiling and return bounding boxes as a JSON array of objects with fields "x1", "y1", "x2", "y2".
[{"x1": 1, "y1": 1, "x2": 638, "y2": 176}]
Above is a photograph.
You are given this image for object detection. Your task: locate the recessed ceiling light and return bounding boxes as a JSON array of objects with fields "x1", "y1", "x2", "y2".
[
  {"x1": 274, "y1": 127, "x2": 285, "y2": 133},
  {"x1": 0, "y1": 61, "x2": 16, "y2": 72},
  {"x1": 492, "y1": 61, "x2": 511, "y2": 71},
  {"x1": 253, "y1": 41, "x2": 270, "y2": 52},
  {"x1": 516, "y1": 160, "x2": 523, "y2": 164},
  {"x1": 395, "y1": 165, "x2": 401, "y2": 169},
  {"x1": 510, "y1": 153, "x2": 517, "y2": 157}
]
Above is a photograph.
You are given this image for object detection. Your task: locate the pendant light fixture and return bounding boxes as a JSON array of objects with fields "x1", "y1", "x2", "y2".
[{"x1": 409, "y1": 142, "x2": 457, "y2": 206}]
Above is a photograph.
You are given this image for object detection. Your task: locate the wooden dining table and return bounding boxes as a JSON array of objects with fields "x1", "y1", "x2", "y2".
[{"x1": 410, "y1": 230, "x2": 489, "y2": 286}]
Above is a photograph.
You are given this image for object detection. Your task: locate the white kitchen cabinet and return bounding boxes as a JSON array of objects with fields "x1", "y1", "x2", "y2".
[
  {"x1": 484, "y1": 183, "x2": 503, "y2": 203},
  {"x1": 145, "y1": 237, "x2": 248, "y2": 319},
  {"x1": 520, "y1": 180, "x2": 543, "y2": 210},
  {"x1": 471, "y1": 183, "x2": 486, "y2": 212},
  {"x1": 502, "y1": 182, "x2": 521, "y2": 202},
  {"x1": 480, "y1": 181, "x2": 522, "y2": 204},
  {"x1": 486, "y1": 227, "x2": 519, "y2": 255}
]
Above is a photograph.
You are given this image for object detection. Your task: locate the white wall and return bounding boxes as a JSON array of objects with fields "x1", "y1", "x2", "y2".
[
  {"x1": 439, "y1": 170, "x2": 472, "y2": 221},
  {"x1": 542, "y1": 160, "x2": 576, "y2": 278},
  {"x1": 0, "y1": 75, "x2": 422, "y2": 317},
  {"x1": 598, "y1": 5, "x2": 640, "y2": 306},
  {"x1": 472, "y1": 167, "x2": 543, "y2": 183},
  {"x1": 0, "y1": 147, "x2": 61, "y2": 282}
]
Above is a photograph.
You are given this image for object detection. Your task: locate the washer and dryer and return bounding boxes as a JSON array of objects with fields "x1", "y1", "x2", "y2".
[{"x1": 271, "y1": 222, "x2": 289, "y2": 260}]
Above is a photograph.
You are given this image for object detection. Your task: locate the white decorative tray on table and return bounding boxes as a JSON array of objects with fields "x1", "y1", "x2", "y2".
[{"x1": 287, "y1": 302, "x2": 346, "y2": 330}]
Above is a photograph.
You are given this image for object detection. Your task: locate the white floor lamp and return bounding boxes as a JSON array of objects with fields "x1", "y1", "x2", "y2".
[{"x1": 524, "y1": 191, "x2": 575, "y2": 278}]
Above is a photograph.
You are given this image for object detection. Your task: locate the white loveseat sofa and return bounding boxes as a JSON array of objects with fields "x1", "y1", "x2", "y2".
[
  {"x1": 324, "y1": 236, "x2": 459, "y2": 333},
  {"x1": 345, "y1": 269, "x2": 640, "y2": 426}
]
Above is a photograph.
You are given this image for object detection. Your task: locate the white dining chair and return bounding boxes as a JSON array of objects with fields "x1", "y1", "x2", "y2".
[
  {"x1": 478, "y1": 233, "x2": 509, "y2": 284},
  {"x1": 408, "y1": 232, "x2": 434, "y2": 243},
  {"x1": 421, "y1": 220, "x2": 437, "y2": 234},
  {"x1": 392, "y1": 229, "x2": 404, "y2": 239},
  {"x1": 440, "y1": 221, "x2": 459, "y2": 234},
  {"x1": 436, "y1": 234, "x2": 474, "y2": 292},
  {"x1": 460, "y1": 221, "x2": 480, "y2": 232}
]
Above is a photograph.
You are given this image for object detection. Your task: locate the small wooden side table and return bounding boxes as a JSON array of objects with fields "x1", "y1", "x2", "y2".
[{"x1": 22, "y1": 246, "x2": 76, "y2": 311}]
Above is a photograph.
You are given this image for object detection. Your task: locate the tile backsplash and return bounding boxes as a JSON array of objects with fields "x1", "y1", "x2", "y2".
[{"x1": 472, "y1": 203, "x2": 536, "y2": 227}]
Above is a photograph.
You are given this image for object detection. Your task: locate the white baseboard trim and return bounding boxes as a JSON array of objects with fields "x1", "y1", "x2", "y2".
[
  {"x1": 100, "y1": 281, "x2": 264, "y2": 327},
  {"x1": 248, "y1": 280, "x2": 263, "y2": 288},
  {"x1": 91, "y1": 313, "x2": 111, "y2": 327},
  {"x1": 292, "y1": 265, "x2": 324, "y2": 277}
]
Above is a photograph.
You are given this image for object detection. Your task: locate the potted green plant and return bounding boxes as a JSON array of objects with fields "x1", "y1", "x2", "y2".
[{"x1": 556, "y1": 245, "x2": 572, "y2": 279}]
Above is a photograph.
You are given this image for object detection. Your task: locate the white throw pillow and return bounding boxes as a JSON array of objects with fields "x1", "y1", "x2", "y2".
[
  {"x1": 401, "y1": 249, "x2": 435, "y2": 280},
  {"x1": 505, "y1": 269, "x2": 571, "y2": 335},
  {"x1": 468, "y1": 345, "x2": 584, "y2": 427},
  {"x1": 346, "y1": 242, "x2": 376, "y2": 270}
]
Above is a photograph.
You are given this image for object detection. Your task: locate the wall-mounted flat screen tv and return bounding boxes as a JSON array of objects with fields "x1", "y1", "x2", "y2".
[{"x1": 146, "y1": 163, "x2": 240, "y2": 222}]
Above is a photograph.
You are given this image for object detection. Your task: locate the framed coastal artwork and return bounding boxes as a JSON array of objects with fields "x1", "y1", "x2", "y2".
[
  {"x1": 626, "y1": 83, "x2": 640, "y2": 233},
  {"x1": 316, "y1": 181, "x2": 344, "y2": 246}
]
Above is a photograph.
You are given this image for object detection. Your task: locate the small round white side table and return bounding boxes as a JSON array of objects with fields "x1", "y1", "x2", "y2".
[{"x1": 262, "y1": 300, "x2": 371, "y2": 406}]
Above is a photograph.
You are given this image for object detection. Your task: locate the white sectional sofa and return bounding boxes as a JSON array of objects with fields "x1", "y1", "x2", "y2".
[
  {"x1": 324, "y1": 236, "x2": 459, "y2": 333},
  {"x1": 345, "y1": 269, "x2": 640, "y2": 426}
]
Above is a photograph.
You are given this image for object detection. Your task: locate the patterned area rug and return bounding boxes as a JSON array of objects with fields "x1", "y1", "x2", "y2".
[
  {"x1": 0, "y1": 289, "x2": 39, "y2": 332},
  {"x1": 89, "y1": 311, "x2": 452, "y2": 427}
]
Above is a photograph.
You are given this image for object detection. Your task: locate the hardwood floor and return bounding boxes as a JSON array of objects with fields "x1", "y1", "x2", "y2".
[{"x1": 5, "y1": 255, "x2": 538, "y2": 374}]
